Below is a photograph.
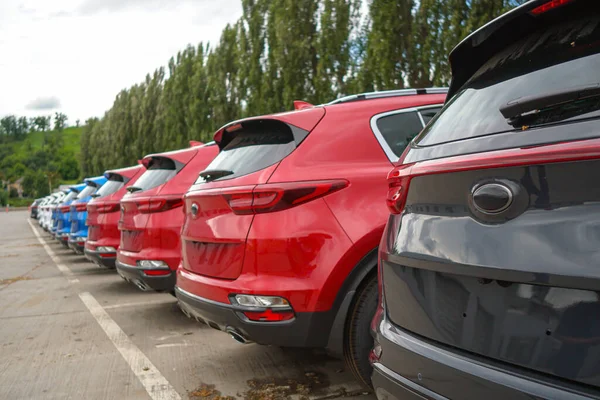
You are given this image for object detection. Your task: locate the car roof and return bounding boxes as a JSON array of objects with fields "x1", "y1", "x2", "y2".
[{"x1": 213, "y1": 89, "x2": 448, "y2": 145}]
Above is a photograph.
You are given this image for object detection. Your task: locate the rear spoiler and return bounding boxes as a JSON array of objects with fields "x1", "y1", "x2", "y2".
[{"x1": 448, "y1": 0, "x2": 592, "y2": 99}]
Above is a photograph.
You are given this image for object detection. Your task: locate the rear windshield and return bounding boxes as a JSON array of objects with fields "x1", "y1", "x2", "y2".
[
  {"x1": 77, "y1": 185, "x2": 97, "y2": 199},
  {"x1": 94, "y1": 175, "x2": 125, "y2": 198},
  {"x1": 62, "y1": 191, "x2": 77, "y2": 203},
  {"x1": 132, "y1": 157, "x2": 177, "y2": 191},
  {"x1": 196, "y1": 120, "x2": 296, "y2": 183},
  {"x1": 416, "y1": 16, "x2": 600, "y2": 147}
]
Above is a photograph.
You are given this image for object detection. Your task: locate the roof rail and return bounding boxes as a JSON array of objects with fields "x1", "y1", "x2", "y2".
[{"x1": 327, "y1": 87, "x2": 448, "y2": 105}]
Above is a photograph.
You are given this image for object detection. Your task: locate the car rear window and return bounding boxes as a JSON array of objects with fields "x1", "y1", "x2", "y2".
[
  {"x1": 416, "y1": 15, "x2": 600, "y2": 147},
  {"x1": 196, "y1": 120, "x2": 297, "y2": 183},
  {"x1": 94, "y1": 174, "x2": 125, "y2": 198},
  {"x1": 132, "y1": 157, "x2": 178, "y2": 191},
  {"x1": 77, "y1": 185, "x2": 97, "y2": 199},
  {"x1": 62, "y1": 191, "x2": 77, "y2": 202}
]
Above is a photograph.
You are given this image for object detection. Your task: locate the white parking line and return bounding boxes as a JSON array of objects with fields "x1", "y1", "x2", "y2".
[
  {"x1": 28, "y1": 220, "x2": 182, "y2": 400},
  {"x1": 79, "y1": 292, "x2": 182, "y2": 400},
  {"x1": 28, "y1": 219, "x2": 79, "y2": 284},
  {"x1": 104, "y1": 299, "x2": 174, "y2": 310}
]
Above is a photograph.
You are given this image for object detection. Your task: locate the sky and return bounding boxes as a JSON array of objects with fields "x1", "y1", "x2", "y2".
[{"x1": 0, "y1": 0, "x2": 243, "y2": 124}]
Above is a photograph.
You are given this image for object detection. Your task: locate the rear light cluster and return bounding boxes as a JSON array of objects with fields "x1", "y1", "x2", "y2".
[
  {"x1": 386, "y1": 165, "x2": 413, "y2": 215},
  {"x1": 233, "y1": 295, "x2": 295, "y2": 322},
  {"x1": 215, "y1": 180, "x2": 348, "y2": 215},
  {"x1": 59, "y1": 205, "x2": 70, "y2": 213},
  {"x1": 137, "y1": 260, "x2": 171, "y2": 276},
  {"x1": 135, "y1": 197, "x2": 183, "y2": 213},
  {"x1": 531, "y1": 0, "x2": 573, "y2": 15},
  {"x1": 88, "y1": 202, "x2": 120, "y2": 214},
  {"x1": 73, "y1": 203, "x2": 88, "y2": 212}
]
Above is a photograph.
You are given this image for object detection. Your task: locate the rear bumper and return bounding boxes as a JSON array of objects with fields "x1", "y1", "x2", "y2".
[
  {"x1": 372, "y1": 319, "x2": 598, "y2": 400},
  {"x1": 84, "y1": 248, "x2": 116, "y2": 269},
  {"x1": 68, "y1": 237, "x2": 85, "y2": 254},
  {"x1": 175, "y1": 286, "x2": 331, "y2": 347},
  {"x1": 116, "y1": 260, "x2": 175, "y2": 292}
]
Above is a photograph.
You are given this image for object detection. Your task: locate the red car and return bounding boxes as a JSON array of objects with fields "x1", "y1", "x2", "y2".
[
  {"x1": 84, "y1": 164, "x2": 144, "y2": 268},
  {"x1": 175, "y1": 89, "x2": 446, "y2": 386},
  {"x1": 116, "y1": 142, "x2": 218, "y2": 292}
]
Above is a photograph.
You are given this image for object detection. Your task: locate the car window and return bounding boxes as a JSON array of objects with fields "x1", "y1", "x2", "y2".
[
  {"x1": 95, "y1": 175, "x2": 125, "y2": 198},
  {"x1": 62, "y1": 191, "x2": 77, "y2": 203},
  {"x1": 132, "y1": 157, "x2": 177, "y2": 191},
  {"x1": 416, "y1": 15, "x2": 600, "y2": 147},
  {"x1": 196, "y1": 120, "x2": 296, "y2": 183},
  {"x1": 77, "y1": 185, "x2": 97, "y2": 199},
  {"x1": 373, "y1": 110, "x2": 425, "y2": 160},
  {"x1": 419, "y1": 107, "x2": 442, "y2": 124}
]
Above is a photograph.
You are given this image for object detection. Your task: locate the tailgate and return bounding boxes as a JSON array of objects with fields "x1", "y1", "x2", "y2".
[
  {"x1": 384, "y1": 155, "x2": 600, "y2": 389},
  {"x1": 182, "y1": 113, "x2": 324, "y2": 280}
]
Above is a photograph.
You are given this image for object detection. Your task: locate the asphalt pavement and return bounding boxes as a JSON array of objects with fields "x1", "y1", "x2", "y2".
[{"x1": 0, "y1": 211, "x2": 374, "y2": 400}]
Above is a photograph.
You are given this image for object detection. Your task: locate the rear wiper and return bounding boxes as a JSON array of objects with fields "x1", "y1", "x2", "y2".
[
  {"x1": 127, "y1": 186, "x2": 143, "y2": 193},
  {"x1": 500, "y1": 83, "x2": 600, "y2": 121},
  {"x1": 198, "y1": 169, "x2": 234, "y2": 182},
  {"x1": 91, "y1": 193, "x2": 101, "y2": 198}
]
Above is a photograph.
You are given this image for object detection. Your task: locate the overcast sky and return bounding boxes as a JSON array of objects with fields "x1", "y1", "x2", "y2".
[{"x1": 0, "y1": 0, "x2": 243, "y2": 123}]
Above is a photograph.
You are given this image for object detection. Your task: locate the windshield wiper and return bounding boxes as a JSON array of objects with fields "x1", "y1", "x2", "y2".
[
  {"x1": 198, "y1": 169, "x2": 234, "y2": 182},
  {"x1": 91, "y1": 193, "x2": 101, "y2": 198},
  {"x1": 127, "y1": 186, "x2": 143, "y2": 193},
  {"x1": 500, "y1": 83, "x2": 600, "y2": 121}
]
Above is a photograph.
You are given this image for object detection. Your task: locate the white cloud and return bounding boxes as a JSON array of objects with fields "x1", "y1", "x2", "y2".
[
  {"x1": 0, "y1": 0, "x2": 242, "y2": 122},
  {"x1": 26, "y1": 96, "x2": 61, "y2": 110}
]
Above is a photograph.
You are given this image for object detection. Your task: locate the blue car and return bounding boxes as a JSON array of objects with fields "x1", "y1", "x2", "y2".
[
  {"x1": 57, "y1": 184, "x2": 87, "y2": 247},
  {"x1": 68, "y1": 176, "x2": 107, "y2": 254}
]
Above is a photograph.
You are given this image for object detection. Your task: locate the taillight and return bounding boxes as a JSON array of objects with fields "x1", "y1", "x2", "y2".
[
  {"x1": 59, "y1": 205, "x2": 70, "y2": 213},
  {"x1": 386, "y1": 165, "x2": 413, "y2": 215},
  {"x1": 222, "y1": 180, "x2": 348, "y2": 215},
  {"x1": 90, "y1": 202, "x2": 120, "y2": 214},
  {"x1": 243, "y1": 309, "x2": 295, "y2": 322},
  {"x1": 136, "y1": 196, "x2": 183, "y2": 213},
  {"x1": 75, "y1": 203, "x2": 87, "y2": 212},
  {"x1": 530, "y1": 0, "x2": 574, "y2": 15}
]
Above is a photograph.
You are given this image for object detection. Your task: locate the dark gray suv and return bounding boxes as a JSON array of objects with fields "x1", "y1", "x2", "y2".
[{"x1": 372, "y1": 0, "x2": 600, "y2": 399}]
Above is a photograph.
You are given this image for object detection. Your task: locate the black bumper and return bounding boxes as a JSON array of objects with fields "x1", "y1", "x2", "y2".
[
  {"x1": 84, "y1": 248, "x2": 116, "y2": 269},
  {"x1": 57, "y1": 234, "x2": 69, "y2": 247},
  {"x1": 372, "y1": 319, "x2": 596, "y2": 400},
  {"x1": 116, "y1": 261, "x2": 176, "y2": 292},
  {"x1": 175, "y1": 286, "x2": 332, "y2": 347},
  {"x1": 68, "y1": 239, "x2": 85, "y2": 254}
]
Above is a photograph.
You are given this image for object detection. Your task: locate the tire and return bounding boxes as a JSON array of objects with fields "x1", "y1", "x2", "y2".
[{"x1": 343, "y1": 274, "x2": 378, "y2": 388}]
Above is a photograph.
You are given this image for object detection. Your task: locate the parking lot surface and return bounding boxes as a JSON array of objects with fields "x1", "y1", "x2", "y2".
[{"x1": 0, "y1": 211, "x2": 374, "y2": 400}]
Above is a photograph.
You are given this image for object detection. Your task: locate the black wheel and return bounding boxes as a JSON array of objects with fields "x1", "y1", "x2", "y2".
[{"x1": 343, "y1": 274, "x2": 377, "y2": 388}]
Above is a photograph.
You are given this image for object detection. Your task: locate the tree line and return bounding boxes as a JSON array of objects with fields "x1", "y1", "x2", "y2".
[
  {"x1": 0, "y1": 112, "x2": 79, "y2": 200},
  {"x1": 81, "y1": 0, "x2": 525, "y2": 177},
  {"x1": 0, "y1": 112, "x2": 70, "y2": 143}
]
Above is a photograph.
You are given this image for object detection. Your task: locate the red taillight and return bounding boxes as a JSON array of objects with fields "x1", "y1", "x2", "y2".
[
  {"x1": 386, "y1": 165, "x2": 413, "y2": 215},
  {"x1": 75, "y1": 203, "x2": 87, "y2": 212},
  {"x1": 59, "y1": 205, "x2": 70, "y2": 213},
  {"x1": 243, "y1": 309, "x2": 295, "y2": 322},
  {"x1": 531, "y1": 0, "x2": 574, "y2": 15},
  {"x1": 222, "y1": 180, "x2": 348, "y2": 215},
  {"x1": 91, "y1": 202, "x2": 120, "y2": 214},
  {"x1": 136, "y1": 196, "x2": 183, "y2": 213},
  {"x1": 143, "y1": 269, "x2": 171, "y2": 276}
]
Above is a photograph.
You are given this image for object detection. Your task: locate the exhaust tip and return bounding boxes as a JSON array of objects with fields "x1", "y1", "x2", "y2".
[
  {"x1": 226, "y1": 327, "x2": 249, "y2": 344},
  {"x1": 135, "y1": 280, "x2": 150, "y2": 291}
]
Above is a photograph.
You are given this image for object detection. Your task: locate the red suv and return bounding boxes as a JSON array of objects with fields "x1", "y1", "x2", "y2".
[
  {"x1": 84, "y1": 164, "x2": 144, "y2": 268},
  {"x1": 116, "y1": 142, "x2": 218, "y2": 292},
  {"x1": 175, "y1": 89, "x2": 446, "y2": 386}
]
